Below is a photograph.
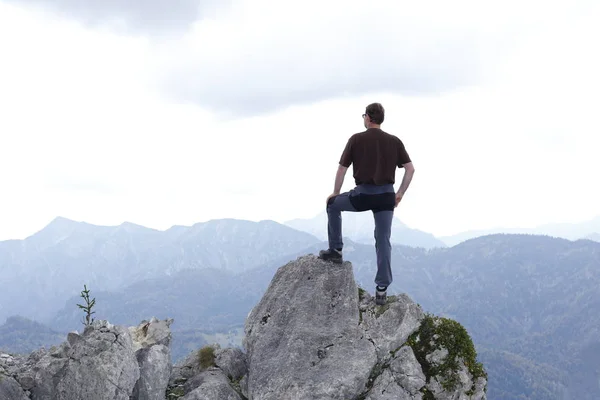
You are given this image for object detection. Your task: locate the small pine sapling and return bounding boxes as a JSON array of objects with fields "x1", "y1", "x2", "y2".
[{"x1": 76, "y1": 284, "x2": 96, "y2": 327}]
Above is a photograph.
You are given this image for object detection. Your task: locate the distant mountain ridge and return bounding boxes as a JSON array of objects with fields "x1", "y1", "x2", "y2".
[
  {"x1": 0, "y1": 216, "x2": 321, "y2": 324},
  {"x1": 284, "y1": 212, "x2": 600, "y2": 248},
  {"x1": 586, "y1": 232, "x2": 600, "y2": 242},
  {"x1": 440, "y1": 216, "x2": 600, "y2": 246},
  {"x1": 0, "y1": 316, "x2": 64, "y2": 355}
]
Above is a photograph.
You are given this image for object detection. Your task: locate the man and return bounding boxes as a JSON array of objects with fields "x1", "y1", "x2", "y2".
[{"x1": 318, "y1": 103, "x2": 415, "y2": 306}]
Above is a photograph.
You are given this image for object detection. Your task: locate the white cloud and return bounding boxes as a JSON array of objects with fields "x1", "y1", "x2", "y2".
[
  {"x1": 0, "y1": 0, "x2": 598, "y2": 241},
  {"x1": 156, "y1": 0, "x2": 529, "y2": 117},
  {"x1": 0, "y1": 0, "x2": 210, "y2": 35}
]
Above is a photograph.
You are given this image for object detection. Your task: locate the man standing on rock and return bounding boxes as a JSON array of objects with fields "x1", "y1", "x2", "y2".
[{"x1": 318, "y1": 102, "x2": 415, "y2": 306}]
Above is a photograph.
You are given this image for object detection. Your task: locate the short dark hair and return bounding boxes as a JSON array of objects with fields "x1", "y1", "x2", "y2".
[{"x1": 365, "y1": 103, "x2": 385, "y2": 124}]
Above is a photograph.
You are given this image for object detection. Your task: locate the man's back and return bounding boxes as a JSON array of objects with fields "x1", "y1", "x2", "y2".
[{"x1": 339, "y1": 127, "x2": 411, "y2": 186}]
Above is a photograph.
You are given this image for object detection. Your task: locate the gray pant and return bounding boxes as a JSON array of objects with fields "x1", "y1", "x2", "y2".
[{"x1": 326, "y1": 184, "x2": 395, "y2": 288}]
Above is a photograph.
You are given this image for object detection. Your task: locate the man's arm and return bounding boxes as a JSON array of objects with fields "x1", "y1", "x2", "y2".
[
  {"x1": 395, "y1": 138, "x2": 413, "y2": 198},
  {"x1": 396, "y1": 162, "x2": 415, "y2": 196},
  {"x1": 328, "y1": 135, "x2": 352, "y2": 203},
  {"x1": 332, "y1": 164, "x2": 348, "y2": 195}
]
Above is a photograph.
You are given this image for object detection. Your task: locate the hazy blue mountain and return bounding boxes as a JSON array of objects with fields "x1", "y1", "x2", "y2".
[
  {"x1": 285, "y1": 210, "x2": 446, "y2": 249},
  {"x1": 535, "y1": 216, "x2": 600, "y2": 239},
  {"x1": 0, "y1": 316, "x2": 64, "y2": 355},
  {"x1": 586, "y1": 232, "x2": 600, "y2": 242},
  {"x1": 48, "y1": 266, "x2": 247, "y2": 362},
  {"x1": 0, "y1": 216, "x2": 321, "y2": 324},
  {"x1": 50, "y1": 267, "x2": 237, "y2": 333},
  {"x1": 440, "y1": 216, "x2": 600, "y2": 246},
  {"x1": 416, "y1": 234, "x2": 600, "y2": 400},
  {"x1": 438, "y1": 227, "x2": 529, "y2": 247},
  {"x1": 477, "y1": 347, "x2": 569, "y2": 399}
]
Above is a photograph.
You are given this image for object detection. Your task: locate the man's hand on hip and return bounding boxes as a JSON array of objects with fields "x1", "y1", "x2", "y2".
[{"x1": 395, "y1": 192, "x2": 403, "y2": 208}]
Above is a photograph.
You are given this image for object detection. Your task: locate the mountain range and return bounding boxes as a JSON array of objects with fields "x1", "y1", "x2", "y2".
[
  {"x1": 0, "y1": 216, "x2": 319, "y2": 324},
  {"x1": 285, "y1": 211, "x2": 600, "y2": 248},
  {"x1": 438, "y1": 216, "x2": 600, "y2": 246},
  {"x1": 1, "y1": 215, "x2": 600, "y2": 399},
  {"x1": 586, "y1": 232, "x2": 600, "y2": 242}
]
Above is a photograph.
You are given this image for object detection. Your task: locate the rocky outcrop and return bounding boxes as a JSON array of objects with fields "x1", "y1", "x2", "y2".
[
  {"x1": 130, "y1": 318, "x2": 174, "y2": 400},
  {"x1": 0, "y1": 373, "x2": 29, "y2": 400},
  {"x1": 2, "y1": 254, "x2": 487, "y2": 400},
  {"x1": 243, "y1": 254, "x2": 377, "y2": 399},
  {"x1": 169, "y1": 254, "x2": 487, "y2": 400},
  {"x1": 0, "y1": 318, "x2": 173, "y2": 400},
  {"x1": 166, "y1": 344, "x2": 248, "y2": 399}
]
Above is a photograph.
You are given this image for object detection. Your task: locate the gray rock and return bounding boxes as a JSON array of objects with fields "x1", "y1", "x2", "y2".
[
  {"x1": 30, "y1": 319, "x2": 140, "y2": 400},
  {"x1": 470, "y1": 377, "x2": 488, "y2": 400},
  {"x1": 361, "y1": 345, "x2": 426, "y2": 400},
  {"x1": 365, "y1": 369, "x2": 415, "y2": 400},
  {"x1": 0, "y1": 374, "x2": 29, "y2": 400},
  {"x1": 0, "y1": 354, "x2": 13, "y2": 366},
  {"x1": 243, "y1": 255, "x2": 377, "y2": 400},
  {"x1": 181, "y1": 369, "x2": 242, "y2": 400},
  {"x1": 426, "y1": 347, "x2": 449, "y2": 367},
  {"x1": 133, "y1": 344, "x2": 171, "y2": 400},
  {"x1": 2, "y1": 318, "x2": 177, "y2": 400},
  {"x1": 167, "y1": 344, "x2": 232, "y2": 398},
  {"x1": 168, "y1": 344, "x2": 220, "y2": 392},
  {"x1": 130, "y1": 318, "x2": 174, "y2": 400},
  {"x1": 0, "y1": 353, "x2": 21, "y2": 377},
  {"x1": 129, "y1": 317, "x2": 173, "y2": 352},
  {"x1": 214, "y1": 348, "x2": 247, "y2": 382},
  {"x1": 360, "y1": 293, "x2": 424, "y2": 360},
  {"x1": 29, "y1": 354, "x2": 69, "y2": 398},
  {"x1": 170, "y1": 350, "x2": 205, "y2": 384},
  {"x1": 425, "y1": 360, "x2": 487, "y2": 400},
  {"x1": 16, "y1": 371, "x2": 35, "y2": 390},
  {"x1": 239, "y1": 375, "x2": 248, "y2": 399},
  {"x1": 390, "y1": 346, "x2": 426, "y2": 395}
]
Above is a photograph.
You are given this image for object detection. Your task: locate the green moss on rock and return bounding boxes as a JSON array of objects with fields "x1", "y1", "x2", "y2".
[
  {"x1": 407, "y1": 313, "x2": 487, "y2": 392},
  {"x1": 166, "y1": 385, "x2": 185, "y2": 399},
  {"x1": 358, "y1": 287, "x2": 366, "y2": 301},
  {"x1": 420, "y1": 386, "x2": 435, "y2": 400},
  {"x1": 197, "y1": 345, "x2": 216, "y2": 369}
]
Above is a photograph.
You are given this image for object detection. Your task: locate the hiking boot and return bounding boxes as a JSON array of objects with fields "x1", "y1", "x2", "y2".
[
  {"x1": 318, "y1": 248, "x2": 343, "y2": 264},
  {"x1": 375, "y1": 286, "x2": 387, "y2": 305}
]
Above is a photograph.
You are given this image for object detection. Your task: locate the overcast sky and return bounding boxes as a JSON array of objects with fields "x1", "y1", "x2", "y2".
[{"x1": 0, "y1": 0, "x2": 599, "y2": 241}]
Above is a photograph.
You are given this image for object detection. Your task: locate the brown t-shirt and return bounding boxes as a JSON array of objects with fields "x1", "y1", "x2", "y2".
[{"x1": 339, "y1": 128, "x2": 411, "y2": 185}]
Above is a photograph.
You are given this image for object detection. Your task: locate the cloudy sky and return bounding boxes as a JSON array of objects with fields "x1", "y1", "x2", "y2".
[{"x1": 0, "y1": 0, "x2": 598, "y2": 241}]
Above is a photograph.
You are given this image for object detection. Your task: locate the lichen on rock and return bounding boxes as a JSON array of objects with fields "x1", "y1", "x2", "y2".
[{"x1": 407, "y1": 313, "x2": 488, "y2": 398}]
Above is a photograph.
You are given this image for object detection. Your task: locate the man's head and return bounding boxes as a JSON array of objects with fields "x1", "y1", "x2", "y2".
[{"x1": 363, "y1": 103, "x2": 385, "y2": 128}]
